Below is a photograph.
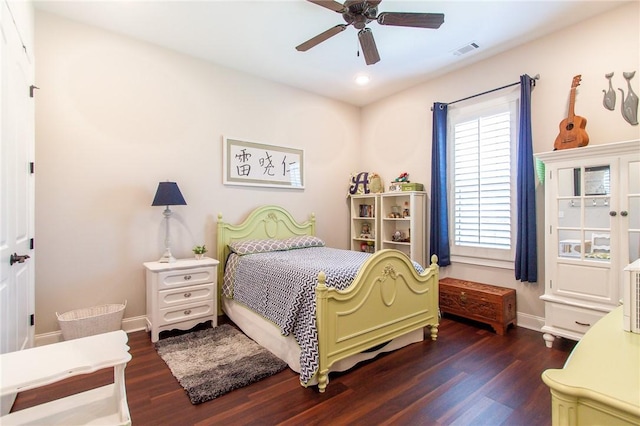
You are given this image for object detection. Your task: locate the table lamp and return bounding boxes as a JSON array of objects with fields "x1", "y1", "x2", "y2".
[{"x1": 152, "y1": 181, "x2": 187, "y2": 263}]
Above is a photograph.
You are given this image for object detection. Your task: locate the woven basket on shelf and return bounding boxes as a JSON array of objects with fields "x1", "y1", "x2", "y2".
[{"x1": 57, "y1": 301, "x2": 126, "y2": 340}]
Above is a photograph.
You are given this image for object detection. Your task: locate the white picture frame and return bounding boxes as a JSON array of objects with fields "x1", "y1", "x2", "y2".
[{"x1": 222, "y1": 137, "x2": 304, "y2": 189}]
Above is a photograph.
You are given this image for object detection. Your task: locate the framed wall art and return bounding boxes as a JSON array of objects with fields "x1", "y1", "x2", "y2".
[{"x1": 223, "y1": 137, "x2": 304, "y2": 189}]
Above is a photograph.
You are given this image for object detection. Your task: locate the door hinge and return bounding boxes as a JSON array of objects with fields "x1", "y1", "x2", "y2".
[
  {"x1": 30, "y1": 238, "x2": 34, "y2": 250},
  {"x1": 29, "y1": 85, "x2": 39, "y2": 98},
  {"x1": 30, "y1": 314, "x2": 35, "y2": 326},
  {"x1": 30, "y1": 162, "x2": 35, "y2": 174}
]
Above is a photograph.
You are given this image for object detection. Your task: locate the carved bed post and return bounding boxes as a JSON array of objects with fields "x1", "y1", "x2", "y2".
[
  {"x1": 216, "y1": 212, "x2": 227, "y2": 313},
  {"x1": 315, "y1": 271, "x2": 329, "y2": 393},
  {"x1": 430, "y1": 254, "x2": 440, "y2": 341}
]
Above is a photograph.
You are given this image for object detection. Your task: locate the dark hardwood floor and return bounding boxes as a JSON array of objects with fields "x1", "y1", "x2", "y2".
[{"x1": 12, "y1": 315, "x2": 576, "y2": 425}]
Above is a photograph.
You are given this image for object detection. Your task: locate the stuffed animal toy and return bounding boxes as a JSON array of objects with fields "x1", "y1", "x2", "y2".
[{"x1": 369, "y1": 173, "x2": 384, "y2": 193}]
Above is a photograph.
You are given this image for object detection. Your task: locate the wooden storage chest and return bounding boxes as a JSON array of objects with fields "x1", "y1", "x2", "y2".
[{"x1": 439, "y1": 278, "x2": 516, "y2": 335}]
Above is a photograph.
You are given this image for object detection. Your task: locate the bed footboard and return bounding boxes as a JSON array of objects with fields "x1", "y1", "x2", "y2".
[{"x1": 315, "y1": 250, "x2": 439, "y2": 393}]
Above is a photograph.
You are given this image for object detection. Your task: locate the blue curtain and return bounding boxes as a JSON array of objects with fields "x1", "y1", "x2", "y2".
[
  {"x1": 515, "y1": 74, "x2": 537, "y2": 282},
  {"x1": 429, "y1": 102, "x2": 450, "y2": 266}
]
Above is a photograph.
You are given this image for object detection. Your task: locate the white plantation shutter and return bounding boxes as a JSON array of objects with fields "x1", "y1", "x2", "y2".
[{"x1": 449, "y1": 96, "x2": 518, "y2": 265}]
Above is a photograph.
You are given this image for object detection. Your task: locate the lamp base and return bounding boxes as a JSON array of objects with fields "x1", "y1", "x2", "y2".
[{"x1": 158, "y1": 248, "x2": 176, "y2": 263}]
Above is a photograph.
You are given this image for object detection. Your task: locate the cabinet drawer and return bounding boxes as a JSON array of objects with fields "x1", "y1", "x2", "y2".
[
  {"x1": 546, "y1": 303, "x2": 607, "y2": 334},
  {"x1": 158, "y1": 283, "x2": 214, "y2": 309},
  {"x1": 159, "y1": 300, "x2": 214, "y2": 326},
  {"x1": 157, "y1": 267, "x2": 215, "y2": 290}
]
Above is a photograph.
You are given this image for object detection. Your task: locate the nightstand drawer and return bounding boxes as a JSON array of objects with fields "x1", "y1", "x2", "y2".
[
  {"x1": 158, "y1": 283, "x2": 214, "y2": 309},
  {"x1": 157, "y1": 267, "x2": 215, "y2": 290},
  {"x1": 159, "y1": 300, "x2": 214, "y2": 326}
]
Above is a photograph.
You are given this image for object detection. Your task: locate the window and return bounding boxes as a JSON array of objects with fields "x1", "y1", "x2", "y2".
[{"x1": 448, "y1": 95, "x2": 519, "y2": 266}]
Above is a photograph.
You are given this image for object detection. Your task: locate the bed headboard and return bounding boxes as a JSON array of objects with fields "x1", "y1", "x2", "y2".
[{"x1": 216, "y1": 205, "x2": 316, "y2": 298}]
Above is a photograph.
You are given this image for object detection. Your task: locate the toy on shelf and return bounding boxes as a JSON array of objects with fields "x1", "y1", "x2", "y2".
[
  {"x1": 360, "y1": 222, "x2": 373, "y2": 238},
  {"x1": 389, "y1": 172, "x2": 409, "y2": 191},
  {"x1": 348, "y1": 171, "x2": 384, "y2": 195},
  {"x1": 394, "y1": 172, "x2": 409, "y2": 183}
]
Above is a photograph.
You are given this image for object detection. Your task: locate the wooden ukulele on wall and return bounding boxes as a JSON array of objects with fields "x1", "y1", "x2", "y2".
[{"x1": 554, "y1": 75, "x2": 589, "y2": 150}]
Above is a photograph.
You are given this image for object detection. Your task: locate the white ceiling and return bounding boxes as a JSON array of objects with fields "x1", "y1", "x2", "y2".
[{"x1": 33, "y1": 0, "x2": 627, "y2": 106}]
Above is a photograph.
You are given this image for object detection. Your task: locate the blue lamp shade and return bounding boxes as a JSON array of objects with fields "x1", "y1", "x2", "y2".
[{"x1": 151, "y1": 182, "x2": 187, "y2": 206}]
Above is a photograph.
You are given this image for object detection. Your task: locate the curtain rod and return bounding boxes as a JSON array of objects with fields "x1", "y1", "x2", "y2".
[{"x1": 438, "y1": 74, "x2": 540, "y2": 108}]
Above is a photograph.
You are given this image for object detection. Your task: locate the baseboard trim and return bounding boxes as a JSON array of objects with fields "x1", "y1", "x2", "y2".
[
  {"x1": 516, "y1": 312, "x2": 545, "y2": 332},
  {"x1": 34, "y1": 315, "x2": 148, "y2": 347}
]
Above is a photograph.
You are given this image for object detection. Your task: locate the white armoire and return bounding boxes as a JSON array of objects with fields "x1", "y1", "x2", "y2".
[{"x1": 536, "y1": 140, "x2": 640, "y2": 348}]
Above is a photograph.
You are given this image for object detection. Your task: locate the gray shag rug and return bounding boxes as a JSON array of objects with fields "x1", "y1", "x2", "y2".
[{"x1": 155, "y1": 324, "x2": 288, "y2": 404}]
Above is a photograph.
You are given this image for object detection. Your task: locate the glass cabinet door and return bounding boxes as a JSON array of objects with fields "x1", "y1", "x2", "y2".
[
  {"x1": 624, "y1": 157, "x2": 640, "y2": 264},
  {"x1": 556, "y1": 163, "x2": 612, "y2": 263}
]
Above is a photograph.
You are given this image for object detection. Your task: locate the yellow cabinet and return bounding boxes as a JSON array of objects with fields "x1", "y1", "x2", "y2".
[{"x1": 542, "y1": 307, "x2": 640, "y2": 425}]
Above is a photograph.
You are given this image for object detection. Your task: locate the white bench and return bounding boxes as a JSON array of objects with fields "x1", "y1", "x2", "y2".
[{"x1": 0, "y1": 330, "x2": 131, "y2": 425}]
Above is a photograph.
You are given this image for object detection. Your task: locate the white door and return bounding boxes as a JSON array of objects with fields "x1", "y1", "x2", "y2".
[{"x1": 0, "y1": 0, "x2": 35, "y2": 414}]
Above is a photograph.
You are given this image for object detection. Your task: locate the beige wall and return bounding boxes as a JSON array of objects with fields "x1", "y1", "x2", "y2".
[
  {"x1": 34, "y1": 12, "x2": 360, "y2": 335},
  {"x1": 34, "y1": 3, "x2": 639, "y2": 337},
  {"x1": 360, "y1": 2, "x2": 640, "y2": 321}
]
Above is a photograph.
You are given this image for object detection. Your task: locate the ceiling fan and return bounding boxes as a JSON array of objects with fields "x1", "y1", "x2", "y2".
[{"x1": 296, "y1": 0, "x2": 445, "y2": 65}]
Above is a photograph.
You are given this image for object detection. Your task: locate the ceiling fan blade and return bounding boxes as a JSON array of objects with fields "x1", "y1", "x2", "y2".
[
  {"x1": 377, "y1": 12, "x2": 445, "y2": 29},
  {"x1": 358, "y1": 28, "x2": 380, "y2": 65},
  {"x1": 307, "y1": 0, "x2": 346, "y2": 13},
  {"x1": 296, "y1": 25, "x2": 347, "y2": 52}
]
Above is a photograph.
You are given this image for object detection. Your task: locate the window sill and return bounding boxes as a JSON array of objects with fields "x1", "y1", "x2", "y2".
[{"x1": 450, "y1": 255, "x2": 514, "y2": 270}]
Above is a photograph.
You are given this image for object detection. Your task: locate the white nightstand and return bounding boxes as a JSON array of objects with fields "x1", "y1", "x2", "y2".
[{"x1": 144, "y1": 257, "x2": 219, "y2": 342}]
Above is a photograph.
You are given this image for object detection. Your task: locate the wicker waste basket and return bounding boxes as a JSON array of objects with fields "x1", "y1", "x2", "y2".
[{"x1": 57, "y1": 301, "x2": 126, "y2": 340}]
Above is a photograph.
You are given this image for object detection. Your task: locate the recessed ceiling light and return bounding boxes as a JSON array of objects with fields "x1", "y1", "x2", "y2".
[{"x1": 355, "y1": 75, "x2": 370, "y2": 86}]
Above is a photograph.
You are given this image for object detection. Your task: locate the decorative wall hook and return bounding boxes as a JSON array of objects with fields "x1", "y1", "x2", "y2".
[
  {"x1": 618, "y1": 71, "x2": 638, "y2": 125},
  {"x1": 602, "y1": 72, "x2": 616, "y2": 111}
]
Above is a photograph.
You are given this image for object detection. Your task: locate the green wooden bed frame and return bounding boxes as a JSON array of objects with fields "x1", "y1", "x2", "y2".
[{"x1": 217, "y1": 205, "x2": 439, "y2": 392}]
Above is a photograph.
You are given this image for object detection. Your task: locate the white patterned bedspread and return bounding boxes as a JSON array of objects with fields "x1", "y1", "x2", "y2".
[{"x1": 222, "y1": 247, "x2": 424, "y2": 385}]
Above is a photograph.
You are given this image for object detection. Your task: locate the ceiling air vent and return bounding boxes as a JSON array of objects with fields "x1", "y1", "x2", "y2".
[{"x1": 452, "y1": 42, "x2": 479, "y2": 56}]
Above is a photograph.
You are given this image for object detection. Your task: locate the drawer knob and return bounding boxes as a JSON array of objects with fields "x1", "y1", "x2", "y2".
[
  {"x1": 575, "y1": 320, "x2": 591, "y2": 327},
  {"x1": 184, "y1": 309, "x2": 192, "y2": 315},
  {"x1": 184, "y1": 275, "x2": 192, "y2": 280},
  {"x1": 459, "y1": 291, "x2": 467, "y2": 302},
  {"x1": 184, "y1": 292, "x2": 192, "y2": 298}
]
